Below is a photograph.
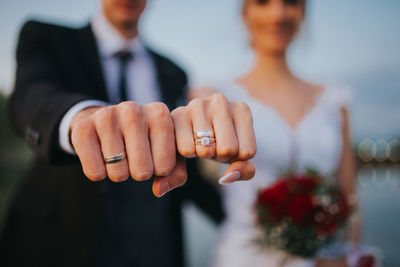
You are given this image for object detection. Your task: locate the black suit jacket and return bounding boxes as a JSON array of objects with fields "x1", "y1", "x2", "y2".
[{"x1": 0, "y1": 20, "x2": 224, "y2": 267}]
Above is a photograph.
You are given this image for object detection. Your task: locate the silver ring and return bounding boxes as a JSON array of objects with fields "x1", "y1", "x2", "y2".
[
  {"x1": 104, "y1": 152, "x2": 126, "y2": 164},
  {"x1": 195, "y1": 137, "x2": 216, "y2": 146},
  {"x1": 195, "y1": 130, "x2": 213, "y2": 138}
]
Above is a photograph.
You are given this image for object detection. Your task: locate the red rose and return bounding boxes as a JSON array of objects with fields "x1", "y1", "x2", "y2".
[
  {"x1": 257, "y1": 179, "x2": 290, "y2": 221},
  {"x1": 257, "y1": 179, "x2": 289, "y2": 206},
  {"x1": 287, "y1": 194, "x2": 314, "y2": 225}
]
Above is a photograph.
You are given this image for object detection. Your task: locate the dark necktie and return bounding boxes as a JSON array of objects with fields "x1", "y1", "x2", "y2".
[{"x1": 114, "y1": 51, "x2": 133, "y2": 102}]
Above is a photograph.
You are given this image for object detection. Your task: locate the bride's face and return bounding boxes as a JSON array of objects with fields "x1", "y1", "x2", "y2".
[{"x1": 242, "y1": 0, "x2": 305, "y2": 54}]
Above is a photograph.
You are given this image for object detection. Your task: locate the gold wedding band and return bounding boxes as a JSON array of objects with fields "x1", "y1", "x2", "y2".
[
  {"x1": 104, "y1": 152, "x2": 126, "y2": 164},
  {"x1": 195, "y1": 130, "x2": 213, "y2": 138}
]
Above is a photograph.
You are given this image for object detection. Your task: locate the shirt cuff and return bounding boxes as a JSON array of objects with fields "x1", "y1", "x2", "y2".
[{"x1": 59, "y1": 100, "x2": 108, "y2": 155}]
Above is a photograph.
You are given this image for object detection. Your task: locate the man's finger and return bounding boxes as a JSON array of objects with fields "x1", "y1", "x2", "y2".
[
  {"x1": 118, "y1": 101, "x2": 154, "y2": 181},
  {"x1": 95, "y1": 106, "x2": 130, "y2": 182},
  {"x1": 143, "y1": 102, "x2": 176, "y2": 177},
  {"x1": 71, "y1": 119, "x2": 107, "y2": 181}
]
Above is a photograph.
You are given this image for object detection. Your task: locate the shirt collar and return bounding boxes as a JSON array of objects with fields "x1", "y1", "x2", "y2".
[{"x1": 91, "y1": 10, "x2": 147, "y2": 59}]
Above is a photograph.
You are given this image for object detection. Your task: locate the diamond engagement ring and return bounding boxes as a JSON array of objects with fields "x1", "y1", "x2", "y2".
[
  {"x1": 104, "y1": 152, "x2": 126, "y2": 164},
  {"x1": 194, "y1": 130, "x2": 215, "y2": 146},
  {"x1": 195, "y1": 137, "x2": 216, "y2": 146}
]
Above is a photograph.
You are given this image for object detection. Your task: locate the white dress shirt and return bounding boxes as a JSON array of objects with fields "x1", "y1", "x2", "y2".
[{"x1": 59, "y1": 10, "x2": 160, "y2": 154}]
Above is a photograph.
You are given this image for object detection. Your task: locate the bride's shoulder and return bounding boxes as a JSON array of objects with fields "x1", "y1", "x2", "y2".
[
  {"x1": 321, "y1": 83, "x2": 354, "y2": 109},
  {"x1": 299, "y1": 78, "x2": 353, "y2": 109}
]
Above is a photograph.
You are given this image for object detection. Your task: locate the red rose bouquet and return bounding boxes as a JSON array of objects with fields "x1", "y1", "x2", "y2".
[{"x1": 254, "y1": 170, "x2": 350, "y2": 258}]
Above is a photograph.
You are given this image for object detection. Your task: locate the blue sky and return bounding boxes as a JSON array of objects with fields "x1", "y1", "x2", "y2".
[{"x1": 0, "y1": 0, "x2": 399, "y2": 140}]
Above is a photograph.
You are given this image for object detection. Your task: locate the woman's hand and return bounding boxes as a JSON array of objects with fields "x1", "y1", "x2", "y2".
[{"x1": 172, "y1": 93, "x2": 257, "y2": 184}]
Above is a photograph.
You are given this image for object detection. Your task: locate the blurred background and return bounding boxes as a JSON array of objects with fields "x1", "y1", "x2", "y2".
[{"x1": 0, "y1": 0, "x2": 399, "y2": 266}]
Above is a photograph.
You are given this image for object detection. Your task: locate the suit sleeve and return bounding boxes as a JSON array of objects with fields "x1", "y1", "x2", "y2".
[{"x1": 8, "y1": 21, "x2": 93, "y2": 164}]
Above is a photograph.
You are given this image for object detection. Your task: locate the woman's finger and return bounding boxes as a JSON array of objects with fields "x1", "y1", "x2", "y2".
[
  {"x1": 172, "y1": 106, "x2": 196, "y2": 158},
  {"x1": 189, "y1": 98, "x2": 216, "y2": 158},
  {"x1": 231, "y1": 102, "x2": 257, "y2": 161},
  {"x1": 210, "y1": 94, "x2": 238, "y2": 162},
  {"x1": 218, "y1": 160, "x2": 256, "y2": 184}
]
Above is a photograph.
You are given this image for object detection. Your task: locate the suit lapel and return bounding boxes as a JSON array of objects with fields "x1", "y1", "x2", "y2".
[{"x1": 76, "y1": 24, "x2": 108, "y2": 101}]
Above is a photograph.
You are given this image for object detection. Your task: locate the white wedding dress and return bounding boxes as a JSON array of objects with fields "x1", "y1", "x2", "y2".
[{"x1": 211, "y1": 81, "x2": 352, "y2": 267}]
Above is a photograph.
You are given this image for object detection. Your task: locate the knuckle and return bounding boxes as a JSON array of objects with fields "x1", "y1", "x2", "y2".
[
  {"x1": 108, "y1": 175, "x2": 129, "y2": 183},
  {"x1": 119, "y1": 101, "x2": 141, "y2": 118},
  {"x1": 196, "y1": 148, "x2": 214, "y2": 159},
  {"x1": 94, "y1": 106, "x2": 115, "y2": 127},
  {"x1": 132, "y1": 170, "x2": 153, "y2": 181},
  {"x1": 217, "y1": 146, "x2": 239, "y2": 160},
  {"x1": 188, "y1": 97, "x2": 205, "y2": 109},
  {"x1": 210, "y1": 93, "x2": 228, "y2": 104},
  {"x1": 234, "y1": 102, "x2": 252, "y2": 118},
  {"x1": 188, "y1": 98, "x2": 208, "y2": 117},
  {"x1": 237, "y1": 148, "x2": 257, "y2": 160},
  {"x1": 210, "y1": 93, "x2": 230, "y2": 114},
  {"x1": 84, "y1": 169, "x2": 106, "y2": 182},
  {"x1": 178, "y1": 147, "x2": 196, "y2": 158},
  {"x1": 234, "y1": 102, "x2": 251, "y2": 115},
  {"x1": 149, "y1": 102, "x2": 171, "y2": 120},
  {"x1": 96, "y1": 106, "x2": 114, "y2": 120},
  {"x1": 154, "y1": 165, "x2": 175, "y2": 177},
  {"x1": 108, "y1": 168, "x2": 130, "y2": 182},
  {"x1": 72, "y1": 120, "x2": 93, "y2": 141},
  {"x1": 171, "y1": 106, "x2": 186, "y2": 118}
]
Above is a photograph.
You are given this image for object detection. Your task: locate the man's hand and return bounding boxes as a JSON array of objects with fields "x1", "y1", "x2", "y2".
[
  {"x1": 70, "y1": 101, "x2": 185, "y2": 197},
  {"x1": 172, "y1": 93, "x2": 257, "y2": 183}
]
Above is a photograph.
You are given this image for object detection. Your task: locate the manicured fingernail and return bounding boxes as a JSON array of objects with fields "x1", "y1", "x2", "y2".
[
  {"x1": 158, "y1": 180, "x2": 170, "y2": 198},
  {"x1": 219, "y1": 171, "x2": 241, "y2": 185}
]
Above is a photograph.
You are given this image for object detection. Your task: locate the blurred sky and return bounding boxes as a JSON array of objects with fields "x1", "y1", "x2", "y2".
[{"x1": 0, "y1": 0, "x2": 399, "y2": 141}]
